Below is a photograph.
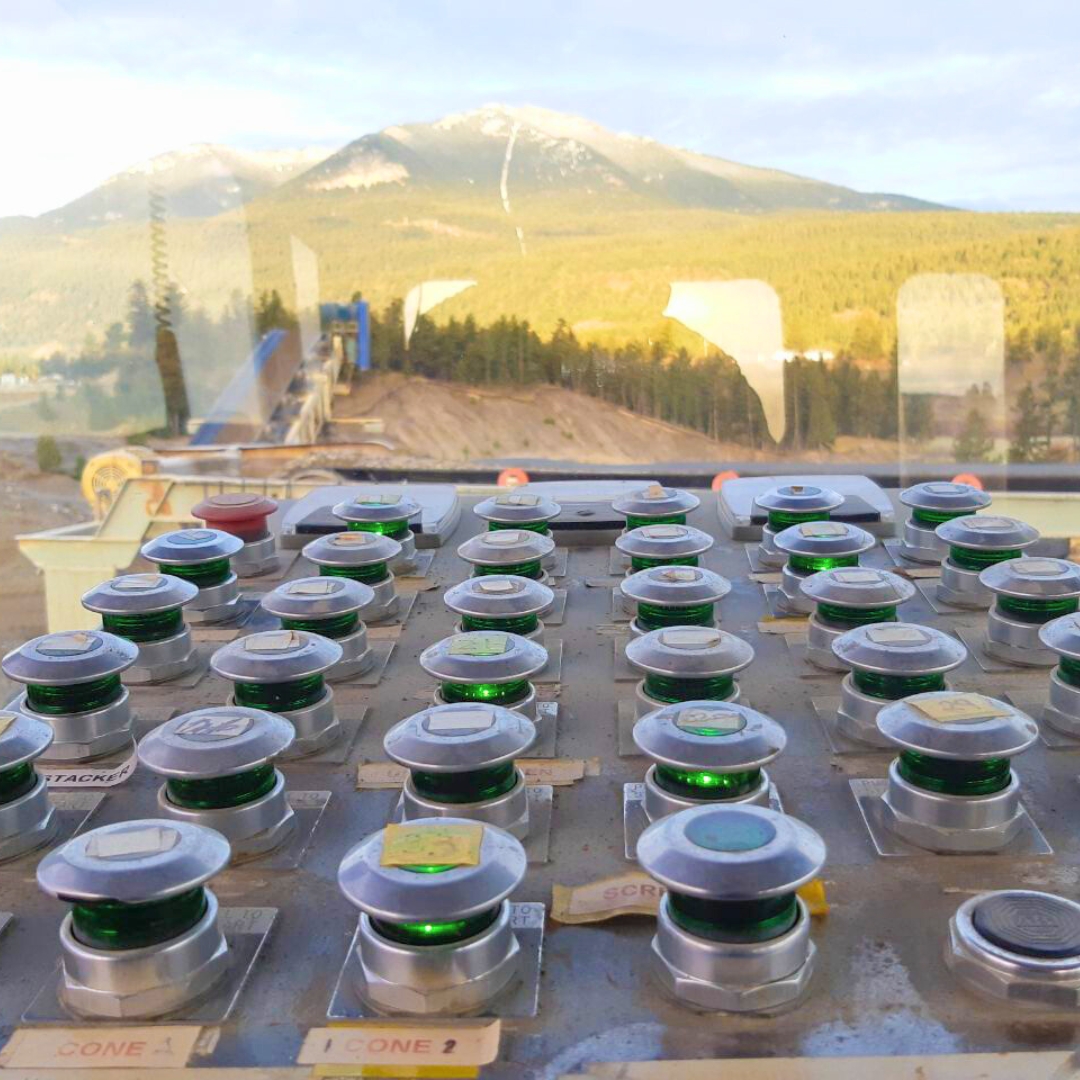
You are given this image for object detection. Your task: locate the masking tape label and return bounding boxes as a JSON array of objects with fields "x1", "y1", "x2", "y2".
[
  {"x1": 0, "y1": 1025, "x2": 204, "y2": 1069},
  {"x1": 297, "y1": 1021, "x2": 501, "y2": 1067}
]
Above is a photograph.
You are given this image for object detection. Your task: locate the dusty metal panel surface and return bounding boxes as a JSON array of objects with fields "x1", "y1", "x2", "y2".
[{"x1": 1, "y1": 490, "x2": 1079, "y2": 1076}]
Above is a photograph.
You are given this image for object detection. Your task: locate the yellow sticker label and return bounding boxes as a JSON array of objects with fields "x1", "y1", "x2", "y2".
[
  {"x1": 911, "y1": 694, "x2": 1011, "y2": 724},
  {"x1": 642, "y1": 483, "x2": 668, "y2": 499},
  {"x1": 642, "y1": 525, "x2": 684, "y2": 539},
  {"x1": 448, "y1": 633, "x2": 509, "y2": 657},
  {"x1": 381, "y1": 823, "x2": 484, "y2": 868},
  {"x1": 0, "y1": 713, "x2": 17, "y2": 738}
]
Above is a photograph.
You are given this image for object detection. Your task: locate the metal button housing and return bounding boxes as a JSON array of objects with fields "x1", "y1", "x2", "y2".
[
  {"x1": 261, "y1": 576, "x2": 375, "y2": 681},
  {"x1": 457, "y1": 529, "x2": 555, "y2": 583},
  {"x1": 332, "y1": 492, "x2": 420, "y2": 567},
  {"x1": 755, "y1": 484, "x2": 844, "y2": 568},
  {"x1": 620, "y1": 565, "x2": 731, "y2": 637},
  {"x1": 615, "y1": 524, "x2": 714, "y2": 571},
  {"x1": 302, "y1": 531, "x2": 402, "y2": 621},
  {"x1": 141, "y1": 529, "x2": 244, "y2": 624},
  {"x1": 979, "y1": 557, "x2": 1080, "y2": 666},
  {"x1": 800, "y1": 567, "x2": 916, "y2": 671},
  {"x1": 831, "y1": 622, "x2": 967, "y2": 747},
  {"x1": 211, "y1": 631, "x2": 342, "y2": 758},
  {"x1": 612, "y1": 485, "x2": 701, "y2": 525},
  {"x1": 632, "y1": 701, "x2": 787, "y2": 819},
  {"x1": 637, "y1": 804, "x2": 825, "y2": 1014},
  {"x1": 773, "y1": 522, "x2": 876, "y2": 614},
  {"x1": 626, "y1": 627, "x2": 754, "y2": 718},
  {"x1": 875, "y1": 691, "x2": 1038, "y2": 852},
  {"x1": 337, "y1": 817, "x2": 527, "y2": 1015},
  {"x1": 384, "y1": 704, "x2": 537, "y2": 838},
  {"x1": 936, "y1": 516, "x2": 1040, "y2": 608},
  {"x1": 947, "y1": 890, "x2": 1080, "y2": 1008},
  {"x1": 443, "y1": 575, "x2": 554, "y2": 644},
  {"x1": 419, "y1": 632, "x2": 548, "y2": 721},
  {"x1": 1038, "y1": 614, "x2": 1080, "y2": 737},
  {"x1": 138, "y1": 707, "x2": 296, "y2": 860},
  {"x1": 474, "y1": 492, "x2": 561, "y2": 528},
  {"x1": 898, "y1": 482, "x2": 991, "y2": 564},
  {"x1": 36, "y1": 819, "x2": 231, "y2": 1019},
  {"x1": 0, "y1": 709, "x2": 57, "y2": 861},
  {"x1": 2, "y1": 630, "x2": 138, "y2": 762},
  {"x1": 82, "y1": 573, "x2": 199, "y2": 684}
]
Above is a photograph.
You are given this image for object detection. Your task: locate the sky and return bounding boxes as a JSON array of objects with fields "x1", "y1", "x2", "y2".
[{"x1": 1, "y1": 0, "x2": 1078, "y2": 217}]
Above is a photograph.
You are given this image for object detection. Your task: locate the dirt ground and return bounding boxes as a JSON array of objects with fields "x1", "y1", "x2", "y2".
[{"x1": 330, "y1": 372, "x2": 916, "y2": 466}]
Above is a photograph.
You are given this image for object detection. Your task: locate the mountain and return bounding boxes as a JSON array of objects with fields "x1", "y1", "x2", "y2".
[
  {"x1": 37, "y1": 144, "x2": 333, "y2": 230},
  {"x1": 286, "y1": 103, "x2": 943, "y2": 212}
]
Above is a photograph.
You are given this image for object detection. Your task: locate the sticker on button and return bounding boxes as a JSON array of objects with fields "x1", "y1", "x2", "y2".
[
  {"x1": 675, "y1": 708, "x2": 744, "y2": 735},
  {"x1": 660, "y1": 627, "x2": 720, "y2": 649},
  {"x1": 484, "y1": 530, "x2": 525, "y2": 545},
  {"x1": 113, "y1": 574, "x2": 166, "y2": 591},
  {"x1": 477, "y1": 578, "x2": 519, "y2": 593},
  {"x1": 449, "y1": 633, "x2": 509, "y2": 656},
  {"x1": 288, "y1": 579, "x2": 339, "y2": 595},
  {"x1": 87, "y1": 825, "x2": 180, "y2": 860},
  {"x1": 175, "y1": 713, "x2": 255, "y2": 742},
  {"x1": 245, "y1": 631, "x2": 302, "y2": 653},
  {"x1": 657, "y1": 567, "x2": 700, "y2": 582},
  {"x1": 39, "y1": 632, "x2": 100, "y2": 656},
  {"x1": 427, "y1": 709, "x2": 497, "y2": 733},
  {"x1": 866, "y1": 625, "x2": 930, "y2": 645},
  {"x1": 1015, "y1": 559, "x2": 1064, "y2": 576},
  {"x1": 912, "y1": 694, "x2": 1011, "y2": 724},
  {"x1": 798, "y1": 522, "x2": 847, "y2": 537},
  {"x1": 834, "y1": 569, "x2": 882, "y2": 584},
  {"x1": 381, "y1": 823, "x2": 484, "y2": 868}
]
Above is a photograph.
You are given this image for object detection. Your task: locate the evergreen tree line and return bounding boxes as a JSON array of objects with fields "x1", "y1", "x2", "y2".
[{"x1": 366, "y1": 298, "x2": 771, "y2": 447}]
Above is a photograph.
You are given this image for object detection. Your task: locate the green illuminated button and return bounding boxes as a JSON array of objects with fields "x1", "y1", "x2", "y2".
[{"x1": 633, "y1": 701, "x2": 786, "y2": 792}]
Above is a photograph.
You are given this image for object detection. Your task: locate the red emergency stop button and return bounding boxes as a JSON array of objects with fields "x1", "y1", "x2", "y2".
[{"x1": 192, "y1": 493, "x2": 278, "y2": 542}]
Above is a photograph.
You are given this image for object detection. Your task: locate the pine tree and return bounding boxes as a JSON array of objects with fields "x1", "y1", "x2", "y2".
[{"x1": 955, "y1": 407, "x2": 995, "y2": 463}]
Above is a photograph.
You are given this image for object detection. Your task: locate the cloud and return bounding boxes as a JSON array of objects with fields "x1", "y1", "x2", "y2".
[{"x1": 0, "y1": 0, "x2": 1077, "y2": 215}]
